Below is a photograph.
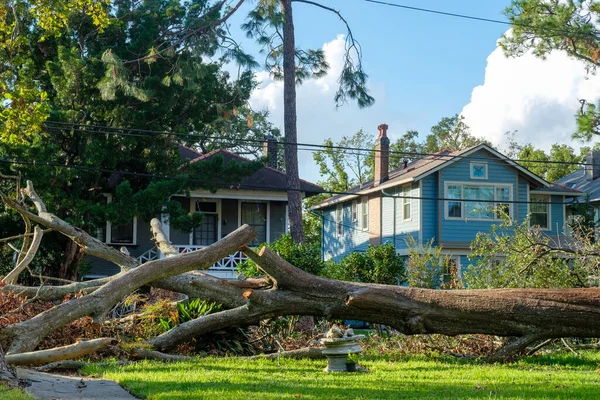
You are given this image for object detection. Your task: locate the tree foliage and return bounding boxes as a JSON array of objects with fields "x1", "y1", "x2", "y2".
[
  {"x1": 423, "y1": 114, "x2": 491, "y2": 153},
  {"x1": 465, "y1": 216, "x2": 589, "y2": 289},
  {"x1": 0, "y1": 0, "x2": 272, "y2": 279},
  {"x1": 501, "y1": 0, "x2": 600, "y2": 139},
  {"x1": 323, "y1": 243, "x2": 406, "y2": 285}
]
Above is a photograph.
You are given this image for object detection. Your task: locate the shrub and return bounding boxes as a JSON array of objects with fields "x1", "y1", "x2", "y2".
[
  {"x1": 238, "y1": 233, "x2": 325, "y2": 277},
  {"x1": 324, "y1": 243, "x2": 405, "y2": 285}
]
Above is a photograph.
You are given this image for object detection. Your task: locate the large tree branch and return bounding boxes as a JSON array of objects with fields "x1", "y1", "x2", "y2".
[
  {"x1": 3, "y1": 226, "x2": 44, "y2": 284},
  {"x1": 3, "y1": 221, "x2": 256, "y2": 354},
  {"x1": 5, "y1": 338, "x2": 115, "y2": 366},
  {"x1": 148, "y1": 246, "x2": 600, "y2": 353},
  {"x1": 1, "y1": 182, "x2": 139, "y2": 271}
]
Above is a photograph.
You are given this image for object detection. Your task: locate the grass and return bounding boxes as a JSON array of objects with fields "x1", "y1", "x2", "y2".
[
  {"x1": 0, "y1": 383, "x2": 34, "y2": 400},
  {"x1": 83, "y1": 351, "x2": 600, "y2": 399}
]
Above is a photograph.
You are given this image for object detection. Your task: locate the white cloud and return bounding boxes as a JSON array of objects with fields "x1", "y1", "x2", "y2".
[
  {"x1": 461, "y1": 43, "x2": 600, "y2": 154},
  {"x1": 250, "y1": 35, "x2": 406, "y2": 183}
]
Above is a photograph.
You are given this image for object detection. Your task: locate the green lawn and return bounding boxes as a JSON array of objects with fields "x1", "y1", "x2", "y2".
[
  {"x1": 0, "y1": 383, "x2": 34, "y2": 400},
  {"x1": 82, "y1": 351, "x2": 600, "y2": 399}
]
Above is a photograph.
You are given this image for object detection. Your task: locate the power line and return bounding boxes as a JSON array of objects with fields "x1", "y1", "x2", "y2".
[
  {"x1": 42, "y1": 121, "x2": 595, "y2": 168},
  {"x1": 357, "y1": 0, "x2": 600, "y2": 40},
  {"x1": 358, "y1": 0, "x2": 514, "y2": 26},
  {"x1": 0, "y1": 157, "x2": 582, "y2": 206}
]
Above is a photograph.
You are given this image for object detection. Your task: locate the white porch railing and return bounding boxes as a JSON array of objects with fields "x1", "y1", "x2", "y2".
[
  {"x1": 173, "y1": 245, "x2": 247, "y2": 272},
  {"x1": 136, "y1": 248, "x2": 160, "y2": 263},
  {"x1": 136, "y1": 245, "x2": 247, "y2": 279}
]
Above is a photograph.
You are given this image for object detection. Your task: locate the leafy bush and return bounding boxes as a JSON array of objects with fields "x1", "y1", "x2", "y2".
[
  {"x1": 405, "y1": 237, "x2": 461, "y2": 289},
  {"x1": 324, "y1": 243, "x2": 405, "y2": 285},
  {"x1": 158, "y1": 299, "x2": 222, "y2": 331},
  {"x1": 465, "y1": 217, "x2": 581, "y2": 289},
  {"x1": 238, "y1": 233, "x2": 325, "y2": 277}
]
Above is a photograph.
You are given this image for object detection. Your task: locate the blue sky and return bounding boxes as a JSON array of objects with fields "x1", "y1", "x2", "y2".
[{"x1": 224, "y1": 0, "x2": 600, "y2": 182}]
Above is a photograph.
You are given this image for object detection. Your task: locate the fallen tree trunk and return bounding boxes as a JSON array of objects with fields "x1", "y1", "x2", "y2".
[
  {"x1": 147, "y1": 246, "x2": 600, "y2": 361},
  {"x1": 7, "y1": 182, "x2": 600, "y2": 362},
  {"x1": 5, "y1": 338, "x2": 115, "y2": 366}
]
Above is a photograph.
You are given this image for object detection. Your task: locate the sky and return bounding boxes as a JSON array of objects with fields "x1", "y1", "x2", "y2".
[{"x1": 224, "y1": 0, "x2": 600, "y2": 183}]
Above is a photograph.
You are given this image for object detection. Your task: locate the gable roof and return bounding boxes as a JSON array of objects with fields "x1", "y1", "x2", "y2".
[
  {"x1": 185, "y1": 148, "x2": 323, "y2": 195},
  {"x1": 312, "y1": 144, "x2": 567, "y2": 210}
]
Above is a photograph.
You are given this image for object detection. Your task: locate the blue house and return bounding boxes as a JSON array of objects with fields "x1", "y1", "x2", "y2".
[{"x1": 312, "y1": 124, "x2": 581, "y2": 271}]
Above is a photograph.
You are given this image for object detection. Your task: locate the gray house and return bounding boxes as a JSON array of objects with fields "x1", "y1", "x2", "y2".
[{"x1": 87, "y1": 142, "x2": 323, "y2": 279}]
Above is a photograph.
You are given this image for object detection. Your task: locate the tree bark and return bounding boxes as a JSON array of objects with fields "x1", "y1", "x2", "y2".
[
  {"x1": 280, "y1": 0, "x2": 305, "y2": 243},
  {"x1": 5, "y1": 338, "x2": 115, "y2": 366},
  {"x1": 147, "y1": 246, "x2": 600, "y2": 359},
  {"x1": 3, "y1": 226, "x2": 44, "y2": 284},
  {"x1": 9, "y1": 183, "x2": 600, "y2": 362},
  {"x1": 2, "y1": 220, "x2": 256, "y2": 354}
]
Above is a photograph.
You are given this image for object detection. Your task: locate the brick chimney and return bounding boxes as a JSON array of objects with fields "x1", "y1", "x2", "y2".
[
  {"x1": 263, "y1": 135, "x2": 278, "y2": 169},
  {"x1": 374, "y1": 124, "x2": 390, "y2": 186},
  {"x1": 585, "y1": 151, "x2": 600, "y2": 181}
]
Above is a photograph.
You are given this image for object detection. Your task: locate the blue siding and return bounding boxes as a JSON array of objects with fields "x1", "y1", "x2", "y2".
[
  {"x1": 389, "y1": 182, "x2": 420, "y2": 252},
  {"x1": 550, "y1": 195, "x2": 565, "y2": 235},
  {"x1": 421, "y1": 174, "x2": 438, "y2": 246},
  {"x1": 518, "y1": 178, "x2": 529, "y2": 224},
  {"x1": 440, "y1": 150, "x2": 520, "y2": 245},
  {"x1": 322, "y1": 201, "x2": 369, "y2": 262},
  {"x1": 381, "y1": 196, "x2": 395, "y2": 245}
]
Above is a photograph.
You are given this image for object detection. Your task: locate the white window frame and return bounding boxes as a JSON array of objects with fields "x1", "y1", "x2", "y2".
[
  {"x1": 103, "y1": 194, "x2": 137, "y2": 246},
  {"x1": 238, "y1": 200, "x2": 269, "y2": 243},
  {"x1": 361, "y1": 196, "x2": 369, "y2": 231},
  {"x1": 444, "y1": 181, "x2": 513, "y2": 221},
  {"x1": 351, "y1": 200, "x2": 358, "y2": 223},
  {"x1": 470, "y1": 162, "x2": 488, "y2": 180},
  {"x1": 336, "y1": 204, "x2": 344, "y2": 236},
  {"x1": 191, "y1": 198, "x2": 222, "y2": 246},
  {"x1": 402, "y1": 184, "x2": 412, "y2": 221},
  {"x1": 529, "y1": 195, "x2": 551, "y2": 231}
]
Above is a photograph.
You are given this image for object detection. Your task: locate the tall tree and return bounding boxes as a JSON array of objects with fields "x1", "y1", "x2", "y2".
[
  {"x1": 243, "y1": 0, "x2": 374, "y2": 242},
  {"x1": 0, "y1": 0, "x2": 268, "y2": 279},
  {"x1": 517, "y1": 144, "x2": 550, "y2": 178},
  {"x1": 313, "y1": 129, "x2": 378, "y2": 192},
  {"x1": 501, "y1": 0, "x2": 600, "y2": 139},
  {"x1": 389, "y1": 130, "x2": 423, "y2": 168},
  {"x1": 423, "y1": 114, "x2": 490, "y2": 153}
]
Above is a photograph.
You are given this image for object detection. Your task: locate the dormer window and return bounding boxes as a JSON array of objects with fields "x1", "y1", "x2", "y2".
[{"x1": 470, "y1": 162, "x2": 488, "y2": 179}]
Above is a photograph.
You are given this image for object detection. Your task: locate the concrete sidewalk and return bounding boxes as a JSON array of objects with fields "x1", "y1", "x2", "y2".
[{"x1": 16, "y1": 368, "x2": 137, "y2": 400}]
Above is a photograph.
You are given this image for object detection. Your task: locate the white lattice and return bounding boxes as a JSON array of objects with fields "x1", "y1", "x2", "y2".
[
  {"x1": 136, "y1": 247, "x2": 160, "y2": 263},
  {"x1": 174, "y1": 246, "x2": 247, "y2": 271}
]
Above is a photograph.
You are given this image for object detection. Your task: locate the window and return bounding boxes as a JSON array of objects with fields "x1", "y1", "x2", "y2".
[
  {"x1": 241, "y1": 202, "x2": 267, "y2": 245},
  {"x1": 361, "y1": 197, "x2": 369, "y2": 231},
  {"x1": 102, "y1": 194, "x2": 137, "y2": 245},
  {"x1": 402, "y1": 185, "x2": 411, "y2": 220},
  {"x1": 109, "y1": 220, "x2": 136, "y2": 244},
  {"x1": 447, "y1": 185, "x2": 462, "y2": 218},
  {"x1": 470, "y1": 162, "x2": 488, "y2": 179},
  {"x1": 193, "y1": 200, "x2": 218, "y2": 246},
  {"x1": 352, "y1": 200, "x2": 358, "y2": 222},
  {"x1": 444, "y1": 182, "x2": 512, "y2": 220},
  {"x1": 530, "y1": 195, "x2": 550, "y2": 229},
  {"x1": 336, "y1": 204, "x2": 343, "y2": 236}
]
